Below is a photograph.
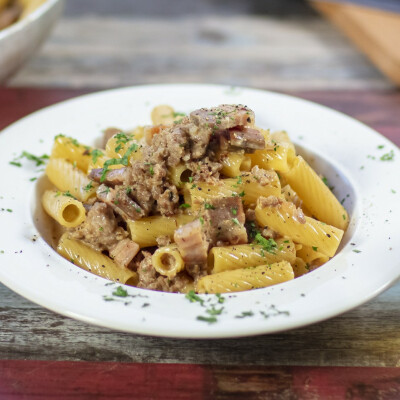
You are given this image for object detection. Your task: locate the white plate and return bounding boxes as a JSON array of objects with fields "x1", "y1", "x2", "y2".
[{"x1": 0, "y1": 84, "x2": 399, "y2": 338}]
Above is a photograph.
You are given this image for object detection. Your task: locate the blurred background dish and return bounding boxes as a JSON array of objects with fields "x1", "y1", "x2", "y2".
[{"x1": 0, "y1": 0, "x2": 63, "y2": 82}]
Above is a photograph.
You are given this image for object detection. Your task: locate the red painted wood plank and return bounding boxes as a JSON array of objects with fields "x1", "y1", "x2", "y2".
[
  {"x1": 1, "y1": 361, "x2": 400, "y2": 400},
  {"x1": 0, "y1": 88, "x2": 399, "y2": 146},
  {"x1": 0, "y1": 360, "x2": 214, "y2": 400}
]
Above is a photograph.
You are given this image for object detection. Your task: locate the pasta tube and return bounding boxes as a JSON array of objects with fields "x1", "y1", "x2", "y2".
[
  {"x1": 105, "y1": 132, "x2": 142, "y2": 162},
  {"x1": 196, "y1": 261, "x2": 294, "y2": 294},
  {"x1": 152, "y1": 244, "x2": 185, "y2": 279},
  {"x1": 50, "y1": 135, "x2": 93, "y2": 172},
  {"x1": 42, "y1": 190, "x2": 86, "y2": 228},
  {"x1": 209, "y1": 238, "x2": 296, "y2": 273},
  {"x1": 127, "y1": 214, "x2": 195, "y2": 248},
  {"x1": 296, "y1": 245, "x2": 329, "y2": 268},
  {"x1": 281, "y1": 156, "x2": 349, "y2": 230},
  {"x1": 255, "y1": 197, "x2": 344, "y2": 257},
  {"x1": 168, "y1": 163, "x2": 192, "y2": 187},
  {"x1": 187, "y1": 172, "x2": 281, "y2": 209},
  {"x1": 57, "y1": 234, "x2": 137, "y2": 285},
  {"x1": 46, "y1": 158, "x2": 98, "y2": 202},
  {"x1": 219, "y1": 151, "x2": 252, "y2": 177}
]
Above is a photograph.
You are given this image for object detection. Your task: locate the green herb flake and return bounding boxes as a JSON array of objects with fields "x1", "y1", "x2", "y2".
[
  {"x1": 342, "y1": 214, "x2": 346, "y2": 220},
  {"x1": 352, "y1": 249, "x2": 361, "y2": 253},
  {"x1": 9, "y1": 161, "x2": 22, "y2": 167},
  {"x1": 231, "y1": 217, "x2": 240, "y2": 225},
  {"x1": 391, "y1": 189, "x2": 396, "y2": 194},
  {"x1": 84, "y1": 181, "x2": 93, "y2": 192},
  {"x1": 188, "y1": 177, "x2": 193, "y2": 183},
  {"x1": 238, "y1": 191, "x2": 245, "y2": 197},
  {"x1": 63, "y1": 191, "x2": 75, "y2": 199},
  {"x1": 231, "y1": 208, "x2": 237, "y2": 215},
  {"x1": 235, "y1": 311, "x2": 254, "y2": 319},
  {"x1": 380, "y1": 150, "x2": 394, "y2": 161},
  {"x1": 6, "y1": 209, "x2": 12, "y2": 213},
  {"x1": 29, "y1": 177, "x2": 37, "y2": 182},
  {"x1": 179, "y1": 203, "x2": 191, "y2": 209},
  {"x1": 206, "y1": 306, "x2": 224, "y2": 316},
  {"x1": 196, "y1": 315, "x2": 217, "y2": 324},
  {"x1": 199, "y1": 217, "x2": 204, "y2": 225},
  {"x1": 254, "y1": 233, "x2": 277, "y2": 254},
  {"x1": 112, "y1": 286, "x2": 129, "y2": 297},
  {"x1": 185, "y1": 290, "x2": 204, "y2": 306},
  {"x1": 204, "y1": 202, "x2": 215, "y2": 210},
  {"x1": 126, "y1": 187, "x2": 132, "y2": 195},
  {"x1": 312, "y1": 246, "x2": 318, "y2": 251},
  {"x1": 99, "y1": 227, "x2": 104, "y2": 232},
  {"x1": 90, "y1": 149, "x2": 103, "y2": 164},
  {"x1": 377, "y1": 145, "x2": 385, "y2": 149},
  {"x1": 215, "y1": 293, "x2": 225, "y2": 304}
]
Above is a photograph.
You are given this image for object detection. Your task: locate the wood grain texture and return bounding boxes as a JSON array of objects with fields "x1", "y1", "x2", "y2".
[
  {"x1": 312, "y1": 1, "x2": 400, "y2": 85},
  {"x1": 1, "y1": 361, "x2": 400, "y2": 399},
  {"x1": 0, "y1": 88, "x2": 399, "y2": 368},
  {"x1": 6, "y1": 16, "x2": 391, "y2": 90}
]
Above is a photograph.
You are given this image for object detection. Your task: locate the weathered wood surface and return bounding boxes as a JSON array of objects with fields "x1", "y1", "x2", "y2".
[
  {"x1": 7, "y1": 15, "x2": 391, "y2": 90},
  {"x1": 1, "y1": 361, "x2": 400, "y2": 399},
  {"x1": 0, "y1": 88, "x2": 399, "y2": 368}
]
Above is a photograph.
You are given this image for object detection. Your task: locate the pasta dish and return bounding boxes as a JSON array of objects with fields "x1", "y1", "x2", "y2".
[{"x1": 41, "y1": 104, "x2": 349, "y2": 294}]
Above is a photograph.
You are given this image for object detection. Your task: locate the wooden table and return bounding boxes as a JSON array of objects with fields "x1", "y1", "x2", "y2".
[{"x1": 0, "y1": 87, "x2": 399, "y2": 399}]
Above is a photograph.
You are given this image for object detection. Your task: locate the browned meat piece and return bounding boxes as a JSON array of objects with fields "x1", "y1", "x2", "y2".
[
  {"x1": 143, "y1": 124, "x2": 169, "y2": 145},
  {"x1": 174, "y1": 220, "x2": 209, "y2": 278},
  {"x1": 137, "y1": 252, "x2": 192, "y2": 292},
  {"x1": 188, "y1": 104, "x2": 255, "y2": 159},
  {"x1": 249, "y1": 166, "x2": 276, "y2": 186},
  {"x1": 146, "y1": 124, "x2": 189, "y2": 166},
  {"x1": 109, "y1": 239, "x2": 140, "y2": 268},
  {"x1": 190, "y1": 104, "x2": 254, "y2": 130},
  {"x1": 97, "y1": 184, "x2": 144, "y2": 221},
  {"x1": 228, "y1": 127, "x2": 265, "y2": 151},
  {"x1": 203, "y1": 197, "x2": 248, "y2": 246},
  {"x1": 70, "y1": 202, "x2": 127, "y2": 252},
  {"x1": 89, "y1": 167, "x2": 127, "y2": 186},
  {"x1": 0, "y1": 3, "x2": 22, "y2": 30},
  {"x1": 186, "y1": 157, "x2": 222, "y2": 184},
  {"x1": 156, "y1": 185, "x2": 179, "y2": 216}
]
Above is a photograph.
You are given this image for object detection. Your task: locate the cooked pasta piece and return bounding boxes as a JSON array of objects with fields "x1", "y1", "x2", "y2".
[
  {"x1": 152, "y1": 244, "x2": 185, "y2": 279},
  {"x1": 196, "y1": 261, "x2": 294, "y2": 294},
  {"x1": 219, "y1": 150, "x2": 252, "y2": 177},
  {"x1": 105, "y1": 132, "x2": 143, "y2": 162},
  {"x1": 42, "y1": 190, "x2": 86, "y2": 228},
  {"x1": 168, "y1": 163, "x2": 192, "y2": 187},
  {"x1": 46, "y1": 158, "x2": 98, "y2": 202},
  {"x1": 50, "y1": 135, "x2": 93, "y2": 172},
  {"x1": 187, "y1": 171, "x2": 281, "y2": 209},
  {"x1": 255, "y1": 197, "x2": 344, "y2": 257},
  {"x1": 291, "y1": 257, "x2": 310, "y2": 278},
  {"x1": 151, "y1": 105, "x2": 185, "y2": 125},
  {"x1": 127, "y1": 214, "x2": 195, "y2": 248},
  {"x1": 57, "y1": 234, "x2": 137, "y2": 285},
  {"x1": 297, "y1": 245, "x2": 329, "y2": 268},
  {"x1": 282, "y1": 156, "x2": 349, "y2": 230},
  {"x1": 209, "y1": 238, "x2": 296, "y2": 273}
]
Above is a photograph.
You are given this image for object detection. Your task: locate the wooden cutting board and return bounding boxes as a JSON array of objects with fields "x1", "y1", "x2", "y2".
[{"x1": 311, "y1": 1, "x2": 400, "y2": 86}]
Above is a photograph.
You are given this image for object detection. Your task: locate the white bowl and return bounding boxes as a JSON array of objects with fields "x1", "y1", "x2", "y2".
[{"x1": 0, "y1": 0, "x2": 63, "y2": 83}]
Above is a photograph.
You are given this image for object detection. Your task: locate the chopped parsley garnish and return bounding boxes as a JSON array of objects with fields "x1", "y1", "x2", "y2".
[
  {"x1": 206, "y1": 306, "x2": 224, "y2": 316},
  {"x1": 236, "y1": 176, "x2": 242, "y2": 185},
  {"x1": 231, "y1": 208, "x2": 237, "y2": 215},
  {"x1": 90, "y1": 149, "x2": 103, "y2": 164},
  {"x1": 380, "y1": 150, "x2": 394, "y2": 161},
  {"x1": 196, "y1": 315, "x2": 217, "y2": 324},
  {"x1": 126, "y1": 187, "x2": 132, "y2": 195},
  {"x1": 235, "y1": 311, "x2": 254, "y2": 318},
  {"x1": 69, "y1": 138, "x2": 80, "y2": 147},
  {"x1": 231, "y1": 217, "x2": 240, "y2": 225},
  {"x1": 188, "y1": 177, "x2": 193, "y2": 183},
  {"x1": 179, "y1": 203, "x2": 191, "y2": 209},
  {"x1": 342, "y1": 214, "x2": 346, "y2": 220},
  {"x1": 312, "y1": 246, "x2": 318, "y2": 251},
  {"x1": 99, "y1": 227, "x2": 104, "y2": 231},
  {"x1": 199, "y1": 217, "x2": 204, "y2": 225},
  {"x1": 6, "y1": 209, "x2": 12, "y2": 213},
  {"x1": 391, "y1": 189, "x2": 396, "y2": 194},
  {"x1": 84, "y1": 181, "x2": 93, "y2": 192},
  {"x1": 63, "y1": 191, "x2": 75, "y2": 199},
  {"x1": 377, "y1": 145, "x2": 385, "y2": 149},
  {"x1": 11, "y1": 151, "x2": 49, "y2": 167},
  {"x1": 185, "y1": 290, "x2": 204, "y2": 305},
  {"x1": 173, "y1": 112, "x2": 186, "y2": 117},
  {"x1": 29, "y1": 177, "x2": 37, "y2": 182},
  {"x1": 112, "y1": 286, "x2": 129, "y2": 297},
  {"x1": 352, "y1": 249, "x2": 361, "y2": 253},
  {"x1": 216, "y1": 293, "x2": 225, "y2": 304},
  {"x1": 238, "y1": 191, "x2": 245, "y2": 197},
  {"x1": 149, "y1": 165, "x2": 154, "y2": 175},
  {"x1": 254, "y1": 233, "x2": 277, "y2": 254},
  {"x1": 204, "y1": 202, "x2": 215, "y2": 210}
]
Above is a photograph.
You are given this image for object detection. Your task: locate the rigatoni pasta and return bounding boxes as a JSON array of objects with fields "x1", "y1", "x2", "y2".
[{"x1": 41, "y1": 103, "x2": 348, "y2": 294}]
